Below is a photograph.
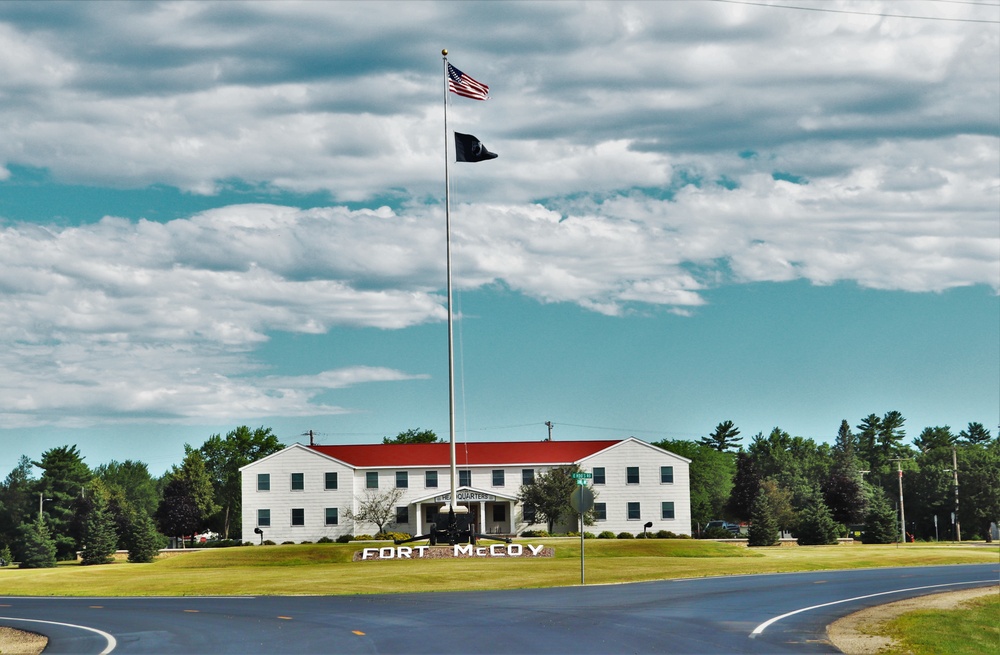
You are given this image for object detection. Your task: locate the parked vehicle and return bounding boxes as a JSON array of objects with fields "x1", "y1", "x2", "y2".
[{"x1": 705, "y1": 520, "x2": 740, "y2": 535}]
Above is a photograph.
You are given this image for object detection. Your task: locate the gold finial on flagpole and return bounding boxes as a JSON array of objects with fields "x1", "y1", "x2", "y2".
[{"x1": 442, "y1": 48, "x2": 448, "y2": 56}]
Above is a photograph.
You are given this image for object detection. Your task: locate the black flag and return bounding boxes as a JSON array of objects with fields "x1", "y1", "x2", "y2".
[{"x1": 455, "y1": 132, "x2": 498, "y2": 162}]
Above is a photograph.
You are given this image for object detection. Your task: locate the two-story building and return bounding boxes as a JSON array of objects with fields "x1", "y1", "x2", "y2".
[{"x1": 239, "y1": 437, "x2": 690, "y2": 543}]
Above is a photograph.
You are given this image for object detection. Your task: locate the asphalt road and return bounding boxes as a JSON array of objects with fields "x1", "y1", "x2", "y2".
[{"x1": 1, "y1": 563, "x2": 997, "y2": 654}]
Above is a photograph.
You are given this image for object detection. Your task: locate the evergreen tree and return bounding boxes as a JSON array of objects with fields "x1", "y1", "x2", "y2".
[
  {"x1": 913, "y1": 426, "x2": 955, "y2": 453},
  {"x1": 856, "y1": 414, "x2": 881, "y2": 469},
  {"x1": 747, "y1": 488, "x2": 779, "y2": 547},
  {"x1": 958, "y1": 422, "x2": 992, "y2": 445},
  {"x1": 876, "y1": 410, "x2": 907, "y2": 463},
  {"x1": 699, "y1": 420, "x2": 742, "y2": 452},
  {"x1": 823, "y1": 444, "x2": 867, "y2": 525},
  {"x1": 124, "y1": 510, "x2": 162, "y2": 564},
  {"x1": 0, "y1": 456, "x2": 37, "y2": 560},
  {"x1": 33, "y1": 444, "x2": 92, "y2": 560},
  {"x1": 862, "y1": 487, "x2": 898, "y2": 544},
  {"x1": 833, "y1": 420, "x2": 856, "y2": 457},
  {"x1": 17, "y1": 517, "x2": 57, "y2": 568},
  {"x1": 94, "y1": 459, "x2": 159, "y2": 519},
  {"x1": 795, "y1": 488, "x2": 839, "y2": 545},
  {"x1": 726, "y1": 451, "x2": 761, "y2": 522},
  {"x1": 80, "y1": 485, "x2": 118, "y2": 565}
]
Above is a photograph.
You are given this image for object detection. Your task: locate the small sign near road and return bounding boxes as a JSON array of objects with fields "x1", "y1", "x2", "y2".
[{"x1": 571, "y1": 472, "x2": 593, "y2": 481}]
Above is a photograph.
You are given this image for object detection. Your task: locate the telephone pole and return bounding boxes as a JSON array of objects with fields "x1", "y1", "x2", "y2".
[
  {"x1": 951, "y1": 446, "x2": 961, "y2": 542},
  {"x1": 890, "y1": 458, "x2": 909, "y2": 543},
  {"x1": 545, "y1": 421, "x2": 554, "y2": 441}
]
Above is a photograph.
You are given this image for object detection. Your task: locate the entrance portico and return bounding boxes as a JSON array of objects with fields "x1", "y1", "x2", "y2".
[{"x1": 410, "y1": 486, "x2": 519, "y2": 536}]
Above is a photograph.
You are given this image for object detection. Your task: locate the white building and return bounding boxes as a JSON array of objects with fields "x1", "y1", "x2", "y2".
[{"x1": 239, "y1": 438, "x2": 691, "y2": 543}]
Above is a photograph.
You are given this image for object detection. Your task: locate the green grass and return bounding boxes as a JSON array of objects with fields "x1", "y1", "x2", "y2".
[
  {"x1": 883, "y1": 592, "x2": 1000, "y2": 655},
  {"x1": 0, "y1": 540, "x2": 995, "y2": 597}
]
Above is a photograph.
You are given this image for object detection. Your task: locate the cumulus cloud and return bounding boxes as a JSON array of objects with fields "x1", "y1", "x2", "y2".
[{"x1": 0, "y1": 1, "x2": 996, "y2": 426}]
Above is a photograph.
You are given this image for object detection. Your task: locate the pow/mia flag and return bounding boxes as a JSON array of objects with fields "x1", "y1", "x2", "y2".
[{"x1": 455, "y1": 132, "x2": 498, "y2": 162}]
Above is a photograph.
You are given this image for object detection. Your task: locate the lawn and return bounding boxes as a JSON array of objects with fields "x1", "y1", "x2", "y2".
[
  {"x1": 884, "y1": 592, "x2": 1000, "y2": 655},
  {"x1": 0, "y1": 539, "x2": 995, "y2": 597}
]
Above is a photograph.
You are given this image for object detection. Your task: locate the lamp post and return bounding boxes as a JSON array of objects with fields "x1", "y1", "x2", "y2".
[{"x1": 38, "y1": 492, "x2": 52, "y2": 522}]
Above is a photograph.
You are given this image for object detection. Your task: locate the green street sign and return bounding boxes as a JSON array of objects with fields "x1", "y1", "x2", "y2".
[{"x1": 571, "y1": 472, "x2": 593, "y2": 479}]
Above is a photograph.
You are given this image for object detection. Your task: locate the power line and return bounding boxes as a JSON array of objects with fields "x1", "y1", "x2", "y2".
[{"x1": 708, "y1": 0, "x2": 1000, "y2": 23}]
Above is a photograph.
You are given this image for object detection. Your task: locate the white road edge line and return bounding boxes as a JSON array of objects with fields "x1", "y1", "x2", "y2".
[
  {"x1": 749, "y1": 579, "x2": 997, "y2": 638},
  {"x1": 0, "y1": 615, "x2": 117, "y2": 654}
]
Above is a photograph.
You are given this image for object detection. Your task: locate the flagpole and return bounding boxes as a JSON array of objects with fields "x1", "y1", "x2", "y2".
[{"x1": 442, "y1": 49, "x2": 460, "y2": 543}]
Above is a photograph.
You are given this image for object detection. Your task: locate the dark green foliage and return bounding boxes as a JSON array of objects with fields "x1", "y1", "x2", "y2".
[
  {"x1": 93, "y1": 460, "x2": 159, "y2": 519},
  {"x1": 382, "y1": 428, "x2": 439, "y2": 444},
  {"x1": 913, "y1": 426, "x2": 955, "y2": 453},
  {"x1": 80, "y1": 487, "x2": 118, "y2": 565},
  {"x1": 823, "y1": 447, "x2": 868, "y2": 525},
  {"x1": 959, "y1": 422, "x2": 992, "y2": 445},
  {"x1": 616, "y1": 531, "x2": 634, "y2": 539},
  {"x1": 597, "y1": 530, "x2": 616, "y2": 539},
  {"x1": 155, "y1": 478, "x2": 204, "y2": 540},
  {"x1": 862, "y1": 488, "x2": 898, "y2": 544},
  {"x1": 747, "y1": 489, "x2": 779, "y2": 547},
  {"x1": 125, "y1": 510, "x2": 162, "y2": 563},
  {"x1": 18, "y1": 518, "x2": 57, "y2": 568},
  {"x1": 335, "y1": 534, "x2": 352, "y2": 543},
  {"x1": 795, "y1": 490, "x2": 840, "y2": 545},
  {"x1": 0, "y1": 456, "x2": 37, "y2": 561},
  {"x1": 317, "y1": 536, "x2": 334, "y2": 544},
  {"x1": 727, "y1": 451, "x2": 761, "y2": 522},
  {"x1": 698, "y1": 420, "x2": 742, "y2": 452},
  {"x1": 701, "y1": 526, "x2": 735, "y2": 539},
  {"x1": 34, "y1": 444, "x2": 92, "y2": 560}
]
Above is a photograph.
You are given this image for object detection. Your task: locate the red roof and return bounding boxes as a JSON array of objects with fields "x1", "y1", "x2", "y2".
[{"x1": 308, "y1": 440, "x2": 622, "y2": 468}]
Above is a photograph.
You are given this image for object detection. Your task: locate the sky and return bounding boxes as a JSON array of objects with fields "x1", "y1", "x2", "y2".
[{"x1": 0, "y1": 0, "x2": 997, "y2": 477}]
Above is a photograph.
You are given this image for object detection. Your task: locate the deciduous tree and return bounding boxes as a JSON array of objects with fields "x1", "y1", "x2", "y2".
[
  {"x1": 345, "y1": 487, "x2": 404, "y2": 534},
  {"x1": 518, "y1": 465, "x2": 584, "y2": 533},
  {"x1": 383, "y1": 429, "x2": 439, "y2": 444}
]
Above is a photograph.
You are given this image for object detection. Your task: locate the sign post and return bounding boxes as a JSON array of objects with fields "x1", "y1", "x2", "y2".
[{"x1": 570, "y1": 477, "x2": 595, "y2": 585}]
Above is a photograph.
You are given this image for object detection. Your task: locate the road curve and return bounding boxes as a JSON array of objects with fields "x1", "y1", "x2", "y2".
[{"x1": 1, "y1": 563, "x2": 996, "y2": 654}]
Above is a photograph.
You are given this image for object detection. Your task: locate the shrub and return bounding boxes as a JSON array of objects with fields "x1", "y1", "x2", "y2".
[
  {"x1": 350, "y1": 534, "x2": 373, "y2": 541},
  {"x1": 583, "y1": 532, "x2": 596, "y2": 539},
  {"x1": 634, "y1": 532, "x2": 649, "y2": 539},
  {"x1": 281, "y1": 541, "x2": 295, "y2": 545},
  {"x1": 616, "y1": 531, "x2": 634, "y2": 539},
  {"x1": 701, "y1": 527, "x2": 734, "y2": 539},
  {"x1": 262, "y1": 540, "x2": 276, "y2": 546},
  {"x1": 299, "y1": 541, "x2": 313, "y2": 545},
  {"x1": 521, "y1": 530, "x2": 549, "y2": 538},
  {"x1": 656, "y1": 530, "x2": 677, "y2": 539},
  {"x1": 317, "y1": 536, "x2": 334, "y2": 544},
  {"x1": 336, "y1": 535, "x2": 353, "y2": 543},
  {"x1": 597, "y1": 530, "x2": 616, "y2": 539}
]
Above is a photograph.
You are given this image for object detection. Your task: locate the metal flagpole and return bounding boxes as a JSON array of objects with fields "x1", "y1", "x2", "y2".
[{"x1": 442, "y1": 49, "x2": 460, "y2": 544}]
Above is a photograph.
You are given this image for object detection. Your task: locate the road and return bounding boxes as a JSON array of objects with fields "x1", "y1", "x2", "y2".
[{"x1": 1, "y1": 563, "x2": 996, "y2": 654}]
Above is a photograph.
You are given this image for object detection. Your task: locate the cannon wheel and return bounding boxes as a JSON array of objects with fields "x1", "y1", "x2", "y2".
[{"x1": 428, "y1": 524, "x2": 437, "y2": 546}]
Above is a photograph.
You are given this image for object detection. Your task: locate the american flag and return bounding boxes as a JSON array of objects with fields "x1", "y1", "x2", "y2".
[{"x1": 447, "y1": 63, "x2": 490, "y2": 101}]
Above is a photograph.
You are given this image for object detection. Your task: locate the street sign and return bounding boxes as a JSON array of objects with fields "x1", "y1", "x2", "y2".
[
  {"x1": 571, "y1": 472, "x2": 593, "y2": 480},
  {"x1": 570, "y1": 486, "x2": 595, "y2": 513}
]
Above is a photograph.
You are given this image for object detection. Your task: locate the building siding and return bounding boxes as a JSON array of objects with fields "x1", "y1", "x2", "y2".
[{"x1": 240, "y1": 439, "x2": 691, "y2": 543}]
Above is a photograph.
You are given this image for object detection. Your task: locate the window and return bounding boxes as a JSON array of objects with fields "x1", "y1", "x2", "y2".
[
  {"x1": 325, "y1": 508, "x2": 339, "y2": 525},
  {"x1": 522, "y1": 468, "x2": 535, "y2": 485},
  {"x1": 459, "y1": 470, "x2": 471, "y2": 487},
  {"x1": 257, "y1": 473, "x2": 270, "y2": 491},
  {"x1": 395, "y1": 506, "x2": 409, "y2": 524},
  {"x1": 594, "y1": 502, "x2": 607, "y2": 521},
  {"x1": 291, "y1": 472, "x2": 304, "y2": 490},
  {"x1": 661, "y1": 501, "x2": 675, "y2": 520},
  {"x1": 366, "y1": 471, "x2": 379, "y2": 489},
  {"x1": 291, "y1": 508, "x2": 305, "y2": 526},
  {"x1": 325, "y1": 472, "x2": 338, "y2": 490},
  {"x1": 492, "y1": 505, "x2": 506, "y2": 522},
  {"x1": 425, "y1": 470, "x2": 438, "y2": 488},
  {"x1": 523, "y1": 503, "x2": 536, "y2": 523},
  {"x1": 592, "y1": 467, "x2": 605, "y2": 485},
  {"x1": 660, "y1": 466, "x2": 674, "y2": 484},
  {"x1": 257, "y1": 509, "x2": 270, "y2": 526},
  {"x1": 626, "y1": 466, "x2": 640, "y2": 484},
  {"x1": 425, "y1": 506, "x2": 437, "y2": 523},
  {"x1": 492, "y1": 469, "x2": 505, "y2": 486},
  {"x1": 627, "y1": 502, "x2": 641, "y2": 520},
  {"x1": 396, "y1": 471, "x2": 408, "y2": 488}
]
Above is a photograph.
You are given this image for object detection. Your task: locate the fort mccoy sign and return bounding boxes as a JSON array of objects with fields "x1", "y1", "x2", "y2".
[{"x1": 353, "y1": 544, "x2": 554, "y2": 562}]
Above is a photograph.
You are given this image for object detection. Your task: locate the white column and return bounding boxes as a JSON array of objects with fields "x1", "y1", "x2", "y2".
[
  {"x1": 508, "y1": 501, "x2": 515, "y2": 534},
  {"x1": 479, "y1": 502, "x2": 486, "y2": 534},
  {"x1": 415, "y1": 503, "x2": 423, "y2": 536}
]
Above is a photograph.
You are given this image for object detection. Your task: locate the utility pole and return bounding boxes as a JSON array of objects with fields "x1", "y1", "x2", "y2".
[
  {"x1": 545, "y1": 421, "x2": 554, "y2": 441},
  {"x1": 951, "y1": 446, "x2": 961, "y2": 542},
  {"x1": 890, "y1": 458, "x2": 909, "y2": 543}
]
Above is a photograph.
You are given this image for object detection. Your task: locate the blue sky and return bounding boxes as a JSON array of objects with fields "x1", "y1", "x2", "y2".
[{"x1": 0, "y1": 1, "x2": 997, "y2": 476}]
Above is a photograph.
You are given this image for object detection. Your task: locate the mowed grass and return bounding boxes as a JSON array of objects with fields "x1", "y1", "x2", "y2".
[
  {"x1": 883, "y1": 592, "x2": 1000, "y2": 655},
  {"x1": 0, "y1": 540, "x2": 995, "y2": 597}
]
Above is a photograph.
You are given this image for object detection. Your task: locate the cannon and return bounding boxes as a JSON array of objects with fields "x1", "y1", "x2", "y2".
[{"x1": 394, "y1": 507, "x2": 511, "y2": 546}]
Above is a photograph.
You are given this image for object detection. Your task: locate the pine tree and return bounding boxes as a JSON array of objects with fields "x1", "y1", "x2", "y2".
[
  {"x1": 795, "y1": 488, "x2": 839, "y2": 545},
  {"x1": 747, "y1": 489, "x2": 779, "y2": 547},
  {"x1": 862, "y1": 488, "x2": 898, "y2": 544},
  {"x1": 18, "y1": 518, "x2": 57, "y2": 568},
  {"x1": 80, "y1": 490, "x2": 118, "y2": 565},
  {"x1": 699, "y1": 420, "x2": 742, "y2": 452},
  {"x1": 125, "y1": 510, "x2": 162, "y2": 564}
]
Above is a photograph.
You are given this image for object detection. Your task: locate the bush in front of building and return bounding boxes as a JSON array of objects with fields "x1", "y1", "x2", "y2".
[
  {"x1": 597, "y1": 530, "x2": 616, "y2": 539},
  {"x1": 317, "y1": 536, "x2": 334, "y2": 544},
  {"x1": 374, "y1": 531, "x2": 412, "y2": 542},
  {"x1": 336, "y1": 535, "x2": 353, "y2": 543},
  {"x1": 350, "y1": 534, "x2": 373, "y2": 541},
  {"x1": 616, "y1": 531, "x2": 634, "y2": 539},
  {"x1": 520, "y1": 530, "x2": 549, "y2": 537},
  {"x1": 655, "y1": 530, "x2": 678, "y2": 539}
]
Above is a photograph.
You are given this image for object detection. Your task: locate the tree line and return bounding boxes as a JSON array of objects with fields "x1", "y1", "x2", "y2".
[
  {"x1": 656, "y1": 415, "x2": 999, "y2": 545},
  {"x1": 0, "y1": 426, "x2": 283, "y2": 568}
]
